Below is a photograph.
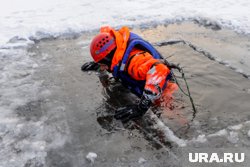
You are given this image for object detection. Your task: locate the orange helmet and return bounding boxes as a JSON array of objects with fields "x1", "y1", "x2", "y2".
[{"x1": 90, "y1": 32, "x2": 116, "y2": 63}]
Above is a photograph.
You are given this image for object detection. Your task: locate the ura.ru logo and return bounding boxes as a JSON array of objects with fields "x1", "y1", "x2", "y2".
[{"x1": 189, "y1": 153, "x2": 245, "y2": 163}]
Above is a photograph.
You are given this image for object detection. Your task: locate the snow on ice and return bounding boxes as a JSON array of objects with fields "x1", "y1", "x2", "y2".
[
  {"x1": 1, "y1": 0, "x2": 250, "y2": 46},
  {"x1": 86, "y1": 152, "x2": 98, "y2": 163}
]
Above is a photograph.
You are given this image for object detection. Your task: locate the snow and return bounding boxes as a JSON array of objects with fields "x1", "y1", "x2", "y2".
[
  {"x1": 138, "y1": 157, "x2": 147, "y2": 164},
  {"x1": 86, "y1": 152, "x2": 97, "y2": 163},
  {"x1": 190, "y1": 134, "x2": 207, "y2": 143},
  {"x1": 228, "y1": 124, "x2": 243, "y2": 131},
  {"x1": 1, "y1": 0, "x2": 250, "y2": 47},
  {"x1": 188, "y1": 121, "x2": 250, "y2": 145},
  {"x1": 149, "y1": 112, "x2": 187, "y2": 147},
  {"x1": 207, "y1": 129, "x2": 228, "y2": 138}
]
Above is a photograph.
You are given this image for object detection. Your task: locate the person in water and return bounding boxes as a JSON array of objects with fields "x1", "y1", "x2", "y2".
[{"x1": 82, "y1": 26, "x2": 177, "y2": 123}]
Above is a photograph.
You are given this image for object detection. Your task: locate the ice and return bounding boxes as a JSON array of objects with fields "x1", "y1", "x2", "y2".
[
  {"x1": 86, "y1": 152, "x2": 97, "y2": 163},
  {"x1": 32, "y1": 63, "x2": 39, "y2": 69},
  {"x1": 191, "y1": 134, "x2": 207, "y2": 143},
  {"x1": 138, "y1": 157, "x2": 147, "y2": 164},
  {"x1": 228, "y1": 124, "x2": 243, "y2": 131},
  {"x1": 149, "y1": 112, "x2": 187, "y2": 147},
  {"x1": 207, "y1": 129, "x2": 228, "y2": 138},
  {"x1": 1, "y1": 0, "x2": 250, "y2": 47},
  {"x1": 189, "y1": 120, "x2": 250, "y2": 146},
  {"x1": 227, "y1": 131, "x2": 239, "y2": 144},
  {"x1": 0, "y1": 42, "x2": 57, "y2": 167},
  {"x1": 42, "y1": 53, "x2": 49, "y2": 61}
]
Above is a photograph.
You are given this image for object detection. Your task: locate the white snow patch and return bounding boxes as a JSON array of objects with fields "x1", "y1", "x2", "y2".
[
  {"x1": 191, "y1": 134, "x2": 207, "y2": 143},
  {"x1": 228, "y1": 124, "x2": 243, "y2": 131},
  {"x1": 86, "y1": 152, "x2": 97, "y2": 163},
  {"x1": 0, "y1": 117, "x2": 19, "y2": 124},
  {"x1": 1, "y1": 0, "x2": 250, "y2": 47},
  {"x1": 149, "y1": 112, "x2": 187, "y2": 147},
  {"x1": 207, "y1": 129, "x2": 228, "y2": 138},
  {"x1": 235, "y1": 68, "x2": 244, "y2": 74},
  {"x1": 32, "y1": 63, "x2": 39, "y2": 69},
  {"x1": 138, "y1": 157, "x2": 147, "y2": 164},
  {"x1": 32, "y1": 141, "x2": 46, "y2": 151},
  {"x1": 187, "y1": 120, "x2": 250, "y2": 146},
  {"x1": 245, "y1": 121, "x2": 250, "y2": 125}
]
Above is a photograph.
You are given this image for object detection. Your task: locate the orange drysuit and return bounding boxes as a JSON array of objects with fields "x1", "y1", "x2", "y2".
[{"x1": 101, "y1": 26, "x2": 177, "y2": 102}]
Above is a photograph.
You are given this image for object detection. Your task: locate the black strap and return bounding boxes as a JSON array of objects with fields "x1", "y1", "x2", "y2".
[
  {"x1": 150, "y1": 61, "x2": 163, "y2": 69},
  {"x1": 125, "y1": 51, "x2": 146, "y2": 72}
]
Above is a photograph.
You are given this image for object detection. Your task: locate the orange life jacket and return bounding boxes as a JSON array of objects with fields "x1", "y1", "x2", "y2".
[
  {"x1": 100, "y1": 26, "x2": 130, "y2": 71},
  {"x1": 100, "y1": 26, "x2": 172, "y2": 98}
]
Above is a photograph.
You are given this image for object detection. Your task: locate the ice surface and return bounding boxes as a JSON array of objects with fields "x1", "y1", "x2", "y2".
[
  {"x1": 187, "y1": 120, "x2": 250, "y2": 146},
  {"x1": 1, "y1": 0, "x2": 250, "y2": 46},
  {"x1": 0, "y1": 44, "x2": 68, "y2": 166}
]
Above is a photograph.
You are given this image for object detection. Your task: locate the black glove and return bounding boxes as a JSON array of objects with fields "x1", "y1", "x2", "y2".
[
  {"x1": 81, "y1": 61, "x2": 100, "y2": 71},
  {"x1": 99, "y1": 71, "x2": 110, "y2": 87},
  {"x1": 114, "y1": 105, "x2": 144, "y2": 123},
  {"x1": 114, "y1": 95, "x2": 151, "y2": 123}
]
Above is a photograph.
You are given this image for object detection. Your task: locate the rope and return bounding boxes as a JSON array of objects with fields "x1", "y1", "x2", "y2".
[
  {"x1": 157, "y1": 44, "x2": 198, "y2": 121},
  {"x1": 172, "y1": 68, "x2": 197, "y2": 121}
]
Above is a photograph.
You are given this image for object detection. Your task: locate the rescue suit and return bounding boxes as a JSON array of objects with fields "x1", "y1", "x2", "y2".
[
  {"x1": 100, "y1": 26, "x2": 173, "y2": 102},
  {"x1": 82, "y1": 26, "x2": 178, "y2": 122}
]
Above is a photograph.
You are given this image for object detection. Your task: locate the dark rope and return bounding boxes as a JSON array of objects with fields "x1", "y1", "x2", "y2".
[
  {"x1": 157, "y1": 45, "x2": 198, "y2": 121},
  {"x1": 172, "y1": 68, "x2": 197, "y2": 121}
]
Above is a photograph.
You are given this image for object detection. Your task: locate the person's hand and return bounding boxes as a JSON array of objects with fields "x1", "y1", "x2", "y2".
[
  {"x1": 114, "y1": 105, "x2": 145, "y2": 123},
  {"x1": 99, "y1": 71, "x2": 110, "y2": 87},
  {"x1": 114, "y1": 95, "x2": 151, "y2": 123},
  {"x1": 81, "y1": 61, "x2": 100, "y2": 71}
]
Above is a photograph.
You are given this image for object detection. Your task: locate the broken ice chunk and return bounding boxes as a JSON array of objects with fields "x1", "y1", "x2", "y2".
[
  {"x1": 138, "y1": 157, "x2": 146, "y2": 164},
  {"x1": 86, "y1": 152, "x2": 97, "y2": 163}
]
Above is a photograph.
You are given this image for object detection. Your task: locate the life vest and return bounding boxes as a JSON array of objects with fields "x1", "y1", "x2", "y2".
[
  {"x1": 112, "y1": 32, "x2": 171, "y2": 97},
  {"x1": 100, "y1": 26, "x2": 130, "y2": 71}
]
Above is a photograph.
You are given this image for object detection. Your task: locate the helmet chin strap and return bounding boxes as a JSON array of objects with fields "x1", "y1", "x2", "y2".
[{"x1": 98, "y1": 47, "x2": 116, "y2": 71}]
